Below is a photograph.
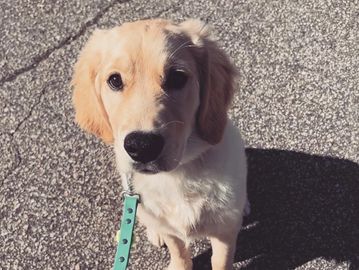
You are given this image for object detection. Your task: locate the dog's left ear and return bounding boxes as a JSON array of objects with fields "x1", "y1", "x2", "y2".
[
  {"x1": 179, "y1": 19, "x2": 237, "y2": 145},
  {"x1": 71, "y1": 29, "x2": 114, "y2": 143}
]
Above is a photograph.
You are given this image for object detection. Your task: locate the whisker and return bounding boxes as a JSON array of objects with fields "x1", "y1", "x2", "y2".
[
  {"x1": 151, "y1": 120, "x2": 184, "y2": 133},
  {"x1": 160, "y1": 91, "x2": 176, "y2": 102},
  {"x1": 186, "y1": 135, "x2": 201, "y2": 143},
  {"x1": 168, "y1": 42, "x2": 197, "y2": 61},
  {"x1": 159, "y1": 120, "x2": 185, "y2": 129},
  {"x1": 168, "y1": 40, "x2": 191, "y2": 60}
]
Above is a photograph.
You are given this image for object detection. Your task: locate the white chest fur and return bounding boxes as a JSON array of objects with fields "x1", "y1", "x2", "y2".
[{"x1": 122, "y1": 121, "x2": 247, "y2": 240}]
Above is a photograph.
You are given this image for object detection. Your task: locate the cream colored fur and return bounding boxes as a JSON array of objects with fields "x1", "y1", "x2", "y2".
[{"x1": 72, "y1": 19, "x2": 248, "y2": 270}]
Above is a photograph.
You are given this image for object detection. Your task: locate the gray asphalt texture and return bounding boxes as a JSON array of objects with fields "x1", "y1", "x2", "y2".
[{"x1": 1, "y1": 0, "x2": 358, "y2": 269}]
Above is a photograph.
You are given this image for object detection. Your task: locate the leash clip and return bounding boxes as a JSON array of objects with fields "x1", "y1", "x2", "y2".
[
  {"x1": 120, "y1": 190, "x2": 133, "y2": 199},
  {"x1": 120, "y1": 173, "x2": 140, "y2": 202}
]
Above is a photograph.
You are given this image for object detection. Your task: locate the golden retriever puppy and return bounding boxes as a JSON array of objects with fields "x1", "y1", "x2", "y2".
[{"x1": 72, "y1": 19, "x2": 247, "y2": 270}]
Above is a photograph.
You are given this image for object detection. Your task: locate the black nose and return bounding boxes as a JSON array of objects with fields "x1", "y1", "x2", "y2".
[{"x1": 124, "y1": 132, "x2": 165, "y2": 163}]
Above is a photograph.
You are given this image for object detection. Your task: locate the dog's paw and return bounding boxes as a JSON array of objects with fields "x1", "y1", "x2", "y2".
[{"x1": 146, "y1": 228, "x2": 165, "y2": 248}]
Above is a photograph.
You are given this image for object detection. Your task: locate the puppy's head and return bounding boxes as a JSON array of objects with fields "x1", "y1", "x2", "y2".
[{"x1": 72, "y1": 19, "x2": 236, "y2": 174}]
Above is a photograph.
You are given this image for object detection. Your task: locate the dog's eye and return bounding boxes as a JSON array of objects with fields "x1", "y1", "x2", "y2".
[
  {"x1": 164, "y1": 69, "x2": 188, "y2": 90},
  {"x1": 107, "y1": 73, "x2": 123, "y2": 91}
]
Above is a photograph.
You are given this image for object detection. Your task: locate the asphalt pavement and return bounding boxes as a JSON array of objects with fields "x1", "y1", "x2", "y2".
[{"x1": 1, "y1": 0, "x2": 358, "y2": 269}]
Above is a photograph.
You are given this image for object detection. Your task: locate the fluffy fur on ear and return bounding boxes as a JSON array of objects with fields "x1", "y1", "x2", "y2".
[
  {"x1": 179, "y1": 19, "x2": 211, "y2": 44},
  {"x1": 71, "y1": 30, "x2": 114, "y2": 143},
  {"x1": 180, "y1": 19, "x2": 237, "y2": 145}
]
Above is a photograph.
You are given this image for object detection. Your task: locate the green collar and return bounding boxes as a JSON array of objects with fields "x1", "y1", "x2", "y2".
[{"x1": 113, "y1": 174, "x2": 139, "y2": 270}]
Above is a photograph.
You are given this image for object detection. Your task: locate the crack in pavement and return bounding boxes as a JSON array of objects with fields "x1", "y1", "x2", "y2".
[
  {"x1": 10, "y1": 85, "x2": 47, "y2": 137},
  {"x1": 0, "y1": 0, "x2": 186, "y2": 87},
  {"x1": 2, "y1": 85, "x2": 47, "y2": 183},
  {"x1": 0, "y1": 0, "x2": 130, "y2": 87},
  {"x1": 1, "y1": 140, "x2": 21, "y2": 185}
]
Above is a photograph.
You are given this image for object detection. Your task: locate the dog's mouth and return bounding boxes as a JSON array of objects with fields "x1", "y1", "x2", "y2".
[
  {"x1": 133, "y1": 162, "x2": 162, "y2": 174},
  {"x1": 132, "y1": 156, "x2": 180, "y2": 175}
]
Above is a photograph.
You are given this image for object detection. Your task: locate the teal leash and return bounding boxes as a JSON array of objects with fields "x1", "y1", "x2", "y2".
[{"x1": 113, "y1": 175, "x2": 140, "y2": 270}]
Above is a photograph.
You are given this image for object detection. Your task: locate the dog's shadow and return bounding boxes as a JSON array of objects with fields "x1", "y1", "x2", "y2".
[{"x1": 193, "y1": 148, "x2": 359, "y2": 270}]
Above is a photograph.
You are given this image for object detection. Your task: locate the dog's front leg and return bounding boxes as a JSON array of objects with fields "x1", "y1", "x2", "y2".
[
  {"x1": 164, "y1": 235, "x2": 192, "y2": 270},
  {"x1": 146, "y1": 227, "x2": 165, "y2": 247},
  {"x1": 209, "y1": 227, "x2": 239, "y2": 270}
]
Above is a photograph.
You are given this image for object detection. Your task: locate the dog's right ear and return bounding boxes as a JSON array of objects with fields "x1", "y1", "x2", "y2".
[
  {"x1": 179, "y1": 20, "x2": 236, "y2": 145},
  {"x1": 71, "y1": 30, "x2": 114, "y2": 143}
]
